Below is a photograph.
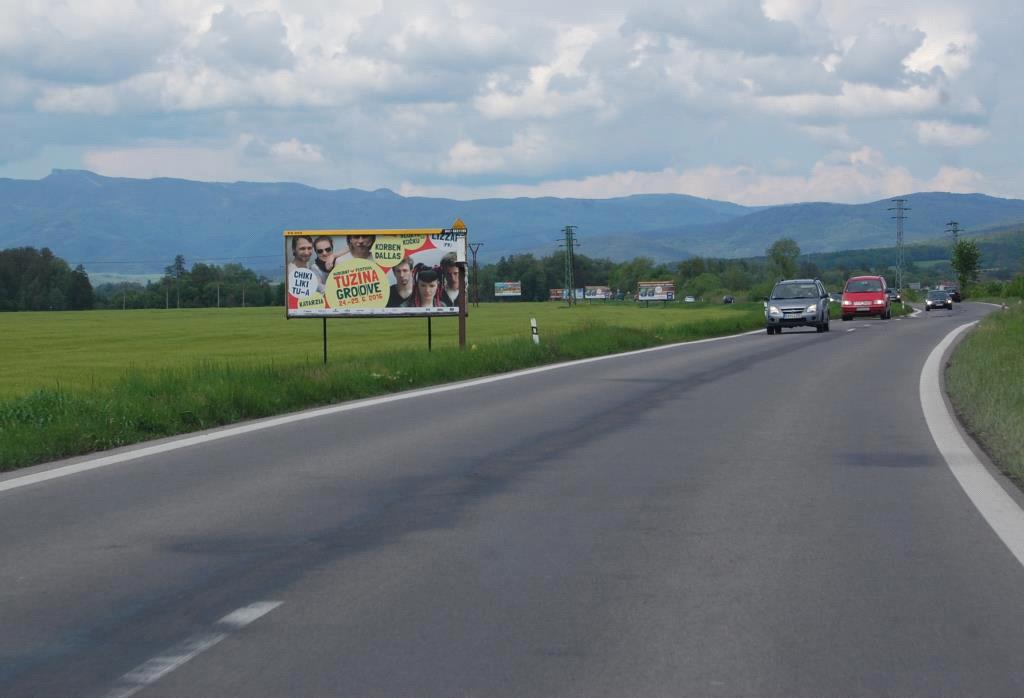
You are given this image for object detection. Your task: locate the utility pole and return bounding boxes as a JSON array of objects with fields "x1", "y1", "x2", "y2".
[
  {"x1": 216, "y1": 283, "x2": 220, "y2": 308},
  {"x1": 946, "y1": 220, "x2": 961, "y2": 244},
  {"x1": 559, "y1": 225, "x2": 579, "y2": 306},
  {"x1": 888, "y1": 198, "x2": 910, "y2": 292},
  {"x1": 468, "y1": 242, "x2": 484, "y2": 307}
]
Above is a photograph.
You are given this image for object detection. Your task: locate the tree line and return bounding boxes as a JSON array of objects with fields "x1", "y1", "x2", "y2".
[
  {"x1": 0, "y1": 247, "x2": 94, "y2": 311},
  {"x1": 0, "y1": 236, "x2": 1016, "y2": 312},
  {"x1": 94, "y1": 254, "x2": 278, "y2": 309},
  {"x1": 0, "y1": 248, "x2": 279, "y2": 311}
]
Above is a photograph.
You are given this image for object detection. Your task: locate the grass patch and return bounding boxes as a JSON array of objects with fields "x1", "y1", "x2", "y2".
[
  {"x1": 945, "y1": 304, "x2": 1024, "y2": 485},
  {"x1": 0, "y1": 303, "x2": 763, "y2": 471}
]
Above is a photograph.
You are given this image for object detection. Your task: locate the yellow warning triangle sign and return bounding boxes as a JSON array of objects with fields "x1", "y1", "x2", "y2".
[{"x1": 451, "y1": 218, "x2": 467, "y2": 231}]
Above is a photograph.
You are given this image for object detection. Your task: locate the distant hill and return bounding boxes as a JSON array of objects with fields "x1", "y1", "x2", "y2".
[{"x1": 2, "y1": 170, "x2": 1024, "y2": 276}]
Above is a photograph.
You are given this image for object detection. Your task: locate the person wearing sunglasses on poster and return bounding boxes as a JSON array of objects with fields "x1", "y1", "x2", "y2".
[{"x1": 312, "y1": 236, "x2": 336, "y2": 286}]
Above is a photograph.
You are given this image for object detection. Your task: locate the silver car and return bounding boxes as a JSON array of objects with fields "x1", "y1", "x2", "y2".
[{"x1": 764, "y1": 279, "x2": 831, "y2": 334}]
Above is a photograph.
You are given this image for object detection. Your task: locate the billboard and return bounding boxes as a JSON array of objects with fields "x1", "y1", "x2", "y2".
[
  {"x1": 285, "y1": 226, "x2": 467, "y2": 317},
  {"x1": 549, "y1": 288, "x2": 566, "y2": 301},
  {"x1": 584, "y1": 285, "x2": 611, "y2": 300},
  {"x1": 494, "y1": 281, "x2": 522, "y2": 298},
  {"x1": 637, "y1": 281, "x2": 675, "y2": 301}
]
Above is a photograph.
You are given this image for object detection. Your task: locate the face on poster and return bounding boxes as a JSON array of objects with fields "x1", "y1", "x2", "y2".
[{"x1": 285, "y1": 228, "x2": 467, "y2": 317}]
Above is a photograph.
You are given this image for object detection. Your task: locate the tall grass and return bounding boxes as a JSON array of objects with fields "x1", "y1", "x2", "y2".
[
  {"x1": 0, "y1": 307, "x2": 763, "y2": 470},
  {"x1": 946, "y1": 304, "x2": 1024, "y2": 484}
]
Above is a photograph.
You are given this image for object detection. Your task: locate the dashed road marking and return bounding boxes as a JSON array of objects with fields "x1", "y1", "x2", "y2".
[{"x1": 107, "y1": 601, "x2": 282, "y2": 698}]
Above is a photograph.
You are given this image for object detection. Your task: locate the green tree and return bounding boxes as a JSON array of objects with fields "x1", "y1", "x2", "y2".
[
  {"x1": 67, "y1": 264, "x2": 95, "y2": 310},
  {"x1": 767, "y1": 238, "x2": 800, "y2": 280},
  {"x1": 950, "y1": 239, "x2": 981, "y2": 290}
]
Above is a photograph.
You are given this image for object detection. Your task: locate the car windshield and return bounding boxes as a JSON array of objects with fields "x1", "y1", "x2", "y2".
[
  {"x1": 928, "y1": 291, "x2": 949, "y2": 299},
  {"x1": 845, "y1": 279, "x2": 883, "y2": 293},
  {"x1": 771, "y1": 283, "x2": 818, "y2": 299}
]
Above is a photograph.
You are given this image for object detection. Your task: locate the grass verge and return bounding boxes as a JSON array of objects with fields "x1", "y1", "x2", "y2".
[
  {"x1": 945, "y1": 304, "x2": 1024, "y2": 486},
  {"x1": 0, "y1": 308, "x2": 763, "y2": 471}
]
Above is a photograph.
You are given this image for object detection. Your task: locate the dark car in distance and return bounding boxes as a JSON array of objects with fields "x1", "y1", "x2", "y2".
[{"x1": 925, "y1": 290, "x2": 953, "y2": 310}]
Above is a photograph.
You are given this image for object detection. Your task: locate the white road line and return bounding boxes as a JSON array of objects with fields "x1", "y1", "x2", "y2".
[
  {"x1": 218, "y1": 601, "x2": 282, "y2": 629},
  {"x1": 108, "y1": 633, "x2": 227, "y2": 698},
  {"x1": 107, "y1": 601, "x2": 282, "y2": 698},
  {"x1": 0, "y1": 330, "x2": 762, "y2": 493},
  {"x1": 846, "y1": 328, "x2": 856, "y2": 333},
  {"x1": 920, "y1": 322, "x2": 1024, "y2": 570}
]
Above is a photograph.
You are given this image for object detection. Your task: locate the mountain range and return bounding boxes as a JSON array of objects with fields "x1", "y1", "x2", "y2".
[{"x1": 3, "y1": 169, "x2": 1024, "y2": 278}]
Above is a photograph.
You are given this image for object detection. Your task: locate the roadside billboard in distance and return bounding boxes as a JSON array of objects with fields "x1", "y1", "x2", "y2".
[
  {"x1": 284, "y1": 225, "x2": 466, "y2": 317},
  {"x1": 637, "y1": 281, "x2": 675, "y2": 301},
  {"x1": 584, "y1": 286, "x2": 611, "y2": 300},
  {"x1": 494, "y1": 281, "x2": 522, "y2": 298}
]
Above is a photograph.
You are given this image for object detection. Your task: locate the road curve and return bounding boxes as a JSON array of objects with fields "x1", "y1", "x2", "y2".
[{"x1": 3, "y1": 301, "x2": 1024, "y2": 696}]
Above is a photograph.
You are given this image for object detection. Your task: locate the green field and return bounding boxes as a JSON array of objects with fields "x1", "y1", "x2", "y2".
[
  {"x1": 0, "y1": 301, "x2": 767, "y2": 469},
  {"x1": 946, "y1": 304, "x2": 1024, "y2": 484},
  {"x1": 0, "y1": 302, "x2": 755, "y2": 399}
]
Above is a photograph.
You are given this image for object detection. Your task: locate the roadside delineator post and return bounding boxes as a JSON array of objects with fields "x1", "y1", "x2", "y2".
[{"x1": 531, "y1": 318, "x2": 539, "y2": 345}]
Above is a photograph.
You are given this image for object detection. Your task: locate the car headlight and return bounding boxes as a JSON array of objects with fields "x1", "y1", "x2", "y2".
[
  {"x1": 874, "y1": 299, "x2": 885, "y2": 305},
  {"x1": 805, "y1": 303, "x2": 817, "y2": 313},
  {"x1": 842, "y1": 299, "x2": 852, "y2": 306},
  {"x1": 768, "y1": 305, "x2": 781, "y2": 315}
]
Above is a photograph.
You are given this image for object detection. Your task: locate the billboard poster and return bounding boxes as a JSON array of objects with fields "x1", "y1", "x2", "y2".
[
  {"x1": 285, "y1": 225, "x2": 467, "y2": 317},
  {"x1": 494, "y1": 281, "x2": 522, "y2": 298},
  {"x1": 584, "y1": 285, "x2": 611, "y2": 300},
  {"x1": 549, "y1": 288, "x2": 566, "y2": 301},
  {"x1": 637, "y1": 281, "x2": 675, "y2": 301},
  {"x1": 573, "y1": 288, "x2": 585, "y2": 300}
]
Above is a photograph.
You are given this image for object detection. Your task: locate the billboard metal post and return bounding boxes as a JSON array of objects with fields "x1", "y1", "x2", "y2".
[
  {"x1": 458, "y1": 261, "x2": 467, "y2": 349},
  {"x1": 323, "y1": 318, "x2": 328, "y2": 365},
  {"x1": 427, "y1": 316, "x2": 433, "y2": 351}
]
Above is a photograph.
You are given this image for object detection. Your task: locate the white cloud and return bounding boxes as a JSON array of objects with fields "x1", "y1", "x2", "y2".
[
  {"x1": 915, "y1": 120, "x2": 989, "y2": 146},
  {"x1": 2, "y1": 0, "x2": 1019, "y2": 205},
  {"x1": 439, "y1": 131, "x2": 551, "y2": 176},
  {"x1": 269, "y1": 138, "x2": 324, "y2": 163},
  {"x1": 83, "y1": 144, "x2": 246, "y2": 182},
  {"x1": 403, "y1": 147, "x2": 987, "y2": 206},
  {"x1": 835, "y1": 21, "x2": 927, "y2": 88},
  {"x1": 195, "y1": 7, "x2": 295, "y2": 73}
]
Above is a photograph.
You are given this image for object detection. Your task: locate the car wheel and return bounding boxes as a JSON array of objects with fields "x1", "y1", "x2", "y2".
[
  {"x1": 841, "y1": 315, "x2": 850, "y2": 321},
  {"x1": 766, "y1": 327, "x2": 773, "y2": 335}
]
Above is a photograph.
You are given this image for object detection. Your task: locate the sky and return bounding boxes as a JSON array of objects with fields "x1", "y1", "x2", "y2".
[{"x1": 2, "y1": 0, "x2": 1022, "y2": 205}]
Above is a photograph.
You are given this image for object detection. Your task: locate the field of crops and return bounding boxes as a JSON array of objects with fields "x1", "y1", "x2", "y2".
[{"x1": 0, "y1": 301, "x2": 756, "y2": 399}]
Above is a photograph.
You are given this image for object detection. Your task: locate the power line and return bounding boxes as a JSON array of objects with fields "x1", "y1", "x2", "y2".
[
  {"x1": 468, "y1": 242, "x2": 484, "y2": 307},
  {"x1": 888, "y1": 198, "x2": 910, "y2": 291},
  {"x1": 558, "y1": 225, "x2": 579, "y2": 306},
  {"x1": 945, "y1": 220, "x2": 961, "y2": 244}
]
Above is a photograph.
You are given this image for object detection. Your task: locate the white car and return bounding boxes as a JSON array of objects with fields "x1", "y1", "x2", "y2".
[{"x1": 684, "y1": 296, "x2": 696, "y2": 303}]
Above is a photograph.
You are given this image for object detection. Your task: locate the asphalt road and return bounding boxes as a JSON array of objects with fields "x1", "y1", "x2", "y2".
[{"x1": 3, "y1": 301, "x2": 1024, "y2": 696}]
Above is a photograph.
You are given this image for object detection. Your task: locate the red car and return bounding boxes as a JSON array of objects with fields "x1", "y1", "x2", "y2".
[{"x1": 841, "y1": 275, "x2": 891, "y2": 321}]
